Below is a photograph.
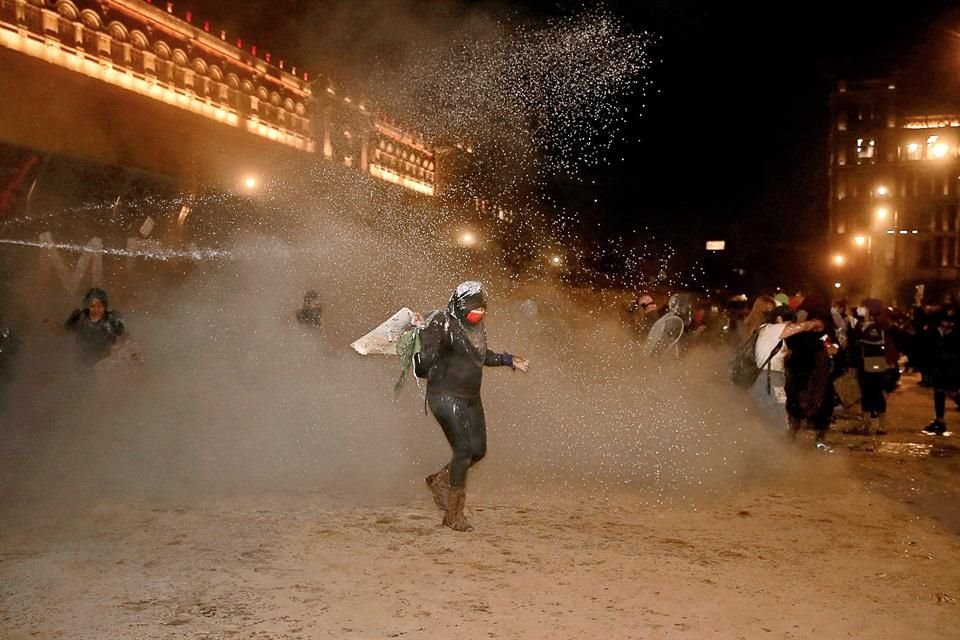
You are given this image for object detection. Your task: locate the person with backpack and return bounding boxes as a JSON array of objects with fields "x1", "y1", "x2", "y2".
[
  {"x1": 735, "y1": 306, "x2": 823, "y2": 430},
  {"x1": 845, "y1": 299, "x2": 898, "y2": 436},
  {"x1": 414, "y1": 281, "x2": 529, "y2": 532}
]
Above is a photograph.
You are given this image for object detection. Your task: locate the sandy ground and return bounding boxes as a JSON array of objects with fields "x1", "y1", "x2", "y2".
[{"x1": 2, "y1": 375, "x2": 960, "y2": 639}]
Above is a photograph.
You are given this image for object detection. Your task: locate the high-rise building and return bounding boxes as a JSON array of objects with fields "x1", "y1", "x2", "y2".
[{"x1": 828, "y1": 78, "x2": 960, "y2": 302}]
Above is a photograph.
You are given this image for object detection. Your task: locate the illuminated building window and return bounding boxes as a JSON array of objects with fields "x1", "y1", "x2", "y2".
[
  {"x1": 942, "y1": 237, "x2": 956, "y2": 267},
  {"x1": 887, "y1": 113, "x2": 896, "y2": 128},
  {"x1": 837, "y1": 148, "x2": 847, "y2": 166},
  {"x1": 835, "y1": 177, "x2": 847, "y2": 200},
  {"x1": 836, "y1": 113, "x2": 847, "y2": 131},
  {"x1": 857, "y1": 138, "x2": 875, "y2": 160},
  {"x1": 927, "y1": 135, "x2": 950, "y2": 159},
  {"x1": 905, "y1": 142, "x2": 921, "y2": 160}
]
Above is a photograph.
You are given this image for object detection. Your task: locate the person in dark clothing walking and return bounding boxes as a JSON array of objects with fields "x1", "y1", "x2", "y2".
[
  {"x1": 785, "y1": 294, "x2": 838, "y2": 451},
  {"x1": 295, "y1": 290, "x2": 323, "y2": 329},
  {"x1": 845, "y1": 299, "x2": 899, "y2": 436},
  {"x1": 920, "y1": 305, "x2": 960, "y2": 436},
  {"x1": 415, "y1": 281, "x2": 529, "y2": 532},
  {"x1": 64, "y1": 288, "x2": 126, "y2": 367}
]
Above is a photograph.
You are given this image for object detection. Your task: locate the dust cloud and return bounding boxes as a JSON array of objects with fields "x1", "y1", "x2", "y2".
[
  {"x1": 0, "y1": 183, "x2": 806, "y2": 530},
  {"x1": 0, "y1": 4, "x2": 806, "y2": 529}
]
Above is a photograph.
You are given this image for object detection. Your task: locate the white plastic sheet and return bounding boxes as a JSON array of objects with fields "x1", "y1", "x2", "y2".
[{"x1": 350, "y1": 308, "x2": 416, "y2": 356}]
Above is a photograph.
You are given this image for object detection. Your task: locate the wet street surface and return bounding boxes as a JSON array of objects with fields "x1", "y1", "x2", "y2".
[{"x1": 837, "y1": 374, "x2": 960, "y2": 535}]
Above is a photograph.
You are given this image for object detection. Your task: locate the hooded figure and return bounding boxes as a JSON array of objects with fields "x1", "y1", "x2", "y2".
[
  {"x1": 64, "y1": 287, "x2": 125, "y2": 366},
  {"x1": 784, "y1": 294, "x2": 836, "y2": 450},
  {"x1": 415, "y1": 281, "x2": 528, "y2": 532},
  {"x1": 296, "y1": 290, "x2": 323, "y2": 329},
  {"x1": 920, "y1": 304, "x2": 960, "y2": 435},
  {"x1": 643, "y1": 293, "x2": 692, "y2": 358}
]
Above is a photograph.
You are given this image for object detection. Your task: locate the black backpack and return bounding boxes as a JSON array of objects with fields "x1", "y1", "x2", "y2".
[
  {"x1": 730, "y1": 326, "x2": 782, "y2": 388},
  {"x1": 413, "y1": 310, "x2": 445, "y2": 379}
]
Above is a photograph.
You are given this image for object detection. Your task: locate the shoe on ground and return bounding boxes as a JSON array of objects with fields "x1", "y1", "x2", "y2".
[
  {"x1": 815, "y1": 442, "x2": 834, "y2": 453},
  {"x1": 921, "y1": 421, "x2": 948, "y2": 436}
]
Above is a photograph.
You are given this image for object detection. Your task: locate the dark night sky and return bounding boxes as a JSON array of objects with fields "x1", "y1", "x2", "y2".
[{"x1": 184, "y1": 0, "x2": 960, "y2": 285}]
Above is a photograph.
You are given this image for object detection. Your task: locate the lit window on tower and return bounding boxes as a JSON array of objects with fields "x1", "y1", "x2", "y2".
[
  {"x1": 857, "y1": 138, "x2": 875, "y2": 160},
  {"x1": 928, "y1": 135, "x2": 950, "y2": 159},
  {"x1": 905, "y1": 142, "x2": 921, "y2": 161}
]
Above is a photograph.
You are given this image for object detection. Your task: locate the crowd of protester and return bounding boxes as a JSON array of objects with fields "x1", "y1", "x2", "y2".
[{"x1": 625, "y1": 285, "x2": 960, "y2": 449}]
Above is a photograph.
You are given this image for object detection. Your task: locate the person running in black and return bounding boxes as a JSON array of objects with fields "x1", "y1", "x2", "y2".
[{"x1": 415, "y1": 281, "x2": 529, "y2": 532}]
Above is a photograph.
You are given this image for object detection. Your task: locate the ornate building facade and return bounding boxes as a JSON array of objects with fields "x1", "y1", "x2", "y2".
[{"x1": 0, "y1": 0, "x2": 436, "y2": 196}]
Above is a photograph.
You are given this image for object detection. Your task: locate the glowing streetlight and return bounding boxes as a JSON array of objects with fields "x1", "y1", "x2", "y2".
[
  {"x1": 875, "y1": 185, "x2": 889, "y2": 197},
  {"x1": 853, "y1": 235, "x2": 867, "y2": 247},
  {"x1": 244, "y1": 176, "x2": 258, "y2": 190},
  {"x1": 834, "y1": 282, "x2": 842, "y2": 289},
  {"x1": 550, "y1": 255, "x2": 563, "y2": 266},
  {"x1": 459, "y1": 231, "x2": 477, "y2": 247},
  {"x1": 832, "y1": 254, "x2": 846, "y2": 267}
]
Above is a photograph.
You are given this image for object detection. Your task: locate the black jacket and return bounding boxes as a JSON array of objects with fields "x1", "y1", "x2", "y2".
[
  {"x1": 416, "y1": 311, "x2": 511, "y2": 398},
  {"x1": 65, "y1": 309, "x2": 125, "y2": 365}
]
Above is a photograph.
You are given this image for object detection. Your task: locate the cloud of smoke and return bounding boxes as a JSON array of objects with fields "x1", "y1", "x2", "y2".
[
  {"x1": 0, "y1": 189, "x2": 799, "y2": 526},
  {"x1": 0, "y1": 3, "x2": 803, "y2": 527}
]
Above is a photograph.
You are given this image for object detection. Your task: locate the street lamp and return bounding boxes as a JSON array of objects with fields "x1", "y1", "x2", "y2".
[
  {"x1": 458, "y1": 231, "x2": 477, "y2": 247},
  {"x1": 832, "y1": 253, "x2": 846, "y2": 267}
]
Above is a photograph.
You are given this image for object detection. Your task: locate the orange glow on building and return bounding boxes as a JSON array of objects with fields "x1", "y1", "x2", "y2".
[{"x1": 0, "y1": 0, "x2": 444, "y2": 197}]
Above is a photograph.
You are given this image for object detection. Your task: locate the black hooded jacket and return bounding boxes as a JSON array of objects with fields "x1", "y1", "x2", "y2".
[
  {"x1": 65, "y1": 288, "x2": 125, "y2": 365},
  {"x1": 416, "y1": 282, "x2": 513, "y2": 398}
]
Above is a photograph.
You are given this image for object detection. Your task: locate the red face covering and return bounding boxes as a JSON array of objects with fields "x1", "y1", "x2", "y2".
[{"x1": 465, "y1": 309, "x2": 485, "y2": 324}]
